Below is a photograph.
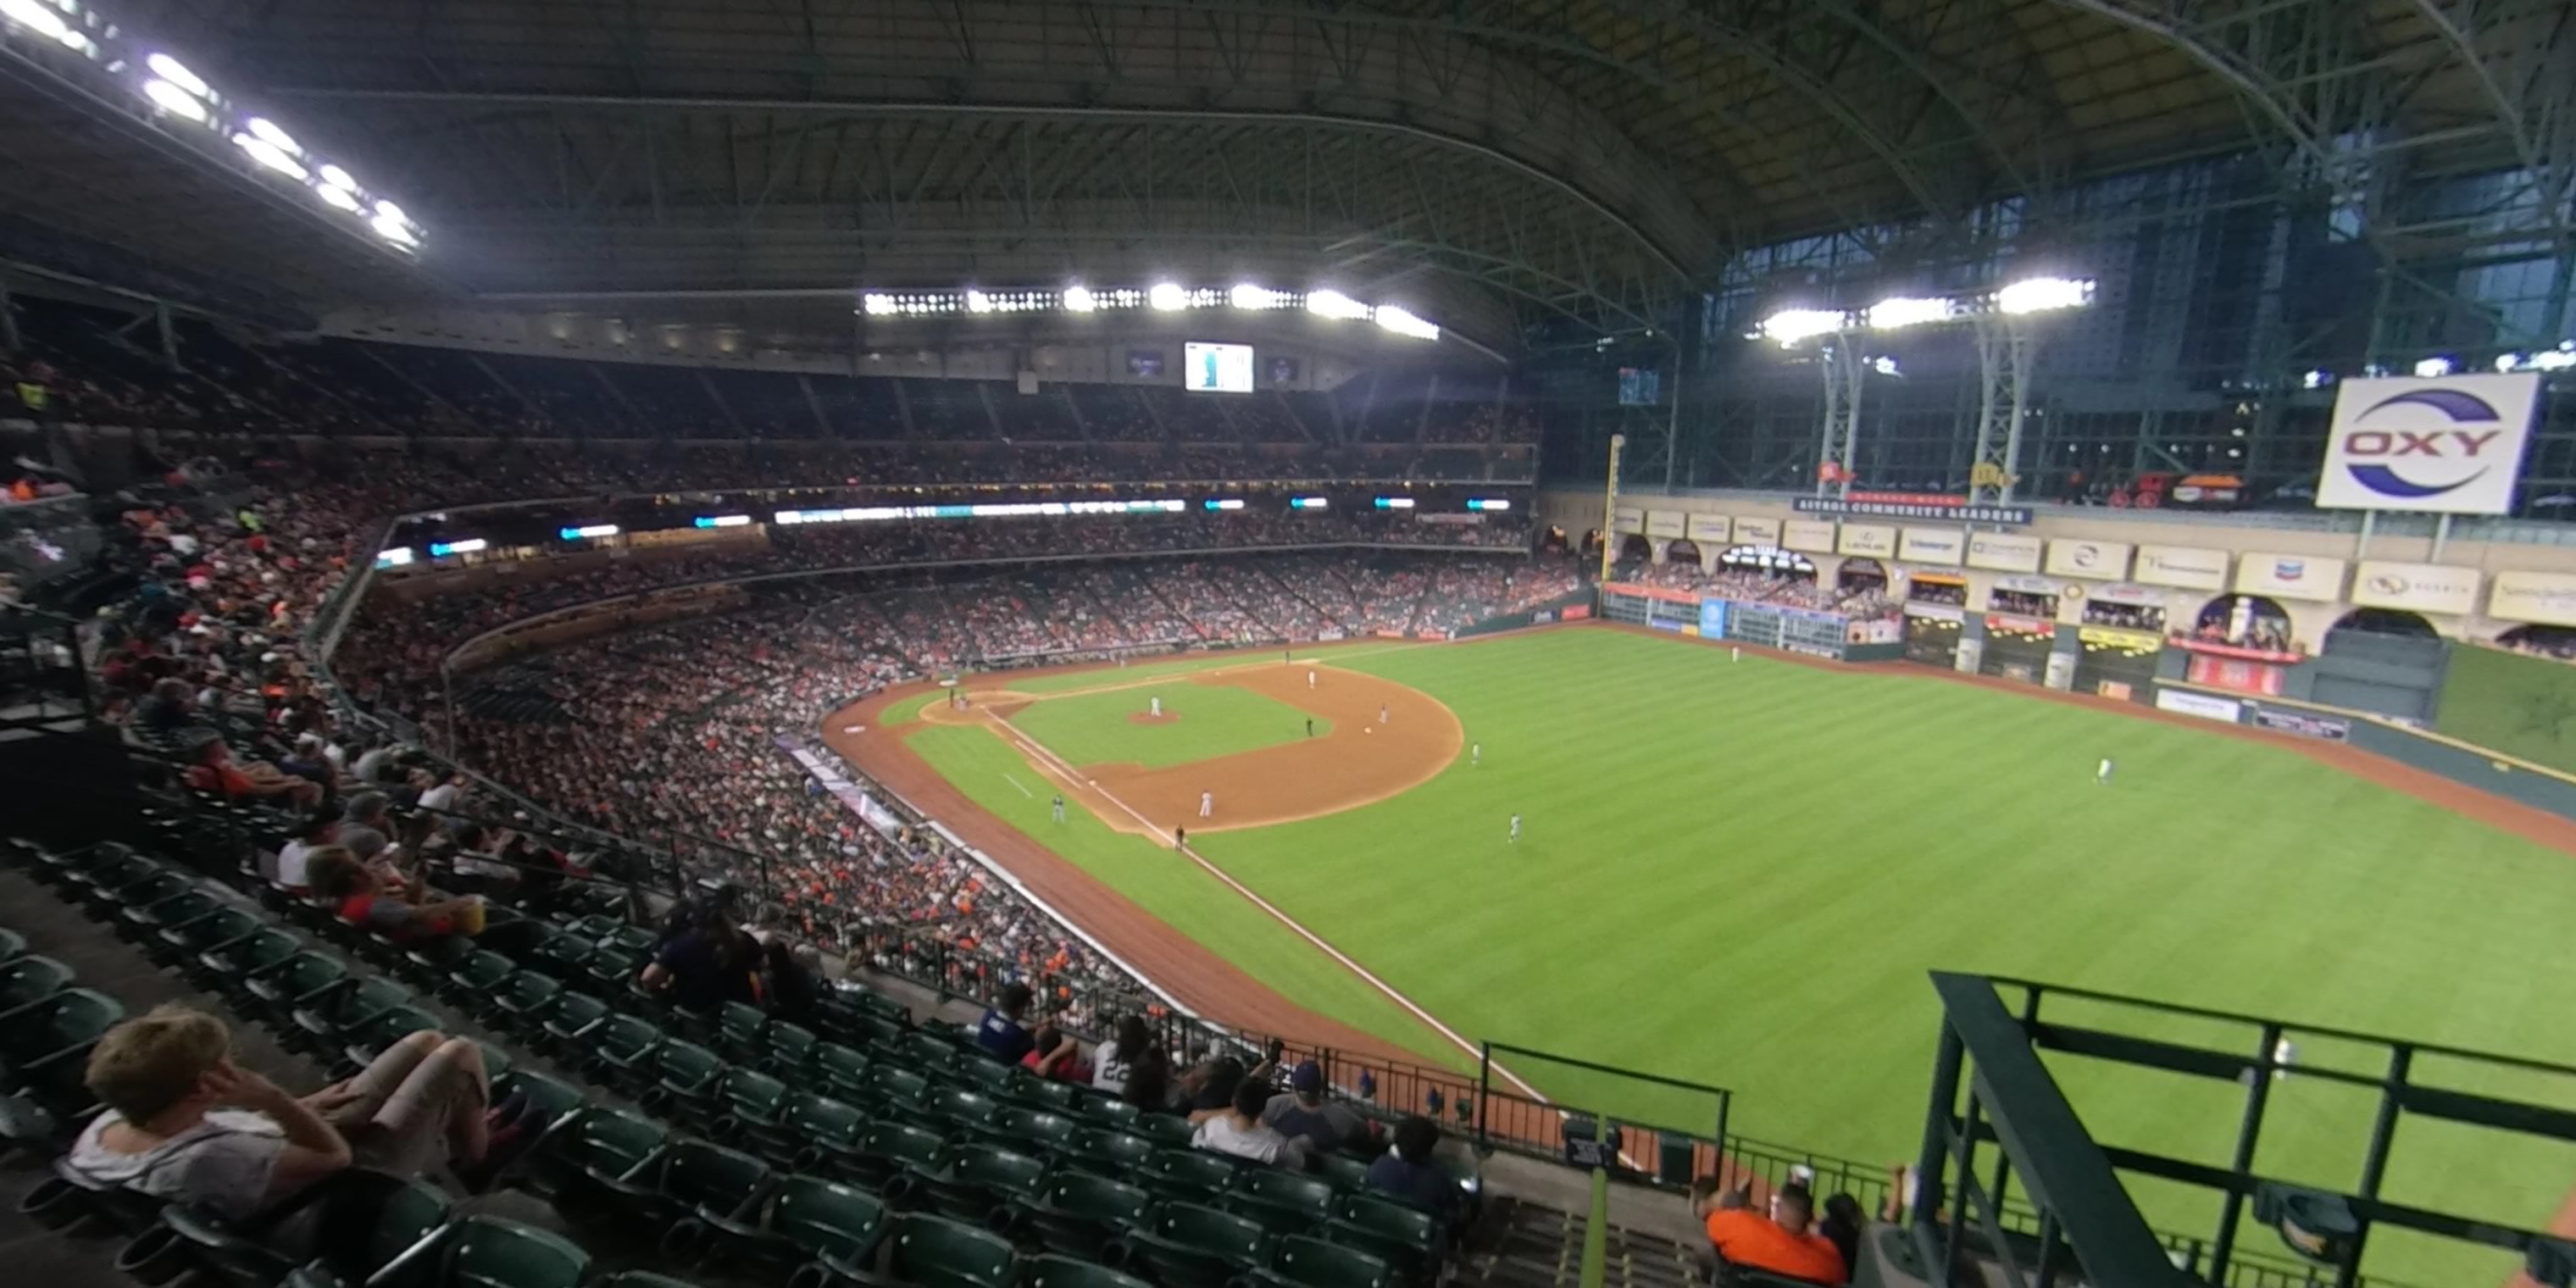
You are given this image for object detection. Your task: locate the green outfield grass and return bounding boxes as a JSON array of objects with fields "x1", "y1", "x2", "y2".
[
  {"x1": 1002, "y1": 680, "x2": 1325, "y2": 768},
  {"x1": 906, "y1": 628, "x2": 2576, "y2": 1285}
]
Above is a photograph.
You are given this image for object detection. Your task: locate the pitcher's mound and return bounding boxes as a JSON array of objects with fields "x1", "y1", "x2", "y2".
[{"x1": 1128, "y1": 711, "x2": 1181, "y2": 726}]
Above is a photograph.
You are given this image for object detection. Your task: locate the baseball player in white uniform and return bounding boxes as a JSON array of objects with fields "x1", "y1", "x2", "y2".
[
  {"x1": 1508, "y1": 813, "x2": 1521, "y2": 843},
  {"x1": 1198, "y1": 791, "x2": 1213, "y2": 819}
]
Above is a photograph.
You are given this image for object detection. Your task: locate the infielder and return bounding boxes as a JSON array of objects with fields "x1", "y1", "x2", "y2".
[
  {"x1": 1307, "y1": 670, "x2": 1317, "y2": 689},
  {"x1": 1150, "y1": 696, "x2": 1163, "y2": 719},
  {"x1": 1198, "y1": 791, "x2": 1214, "y2": 819},
  {"x1": 1378, "y1": 704, "x2": 1390, "y2": 724},
  {"x1": 1508, "y1": 813, "x2": 1522, "y2": 844},
  {"x1": 2096, "y1": 756, "x2": 2115, "y2": 786}
]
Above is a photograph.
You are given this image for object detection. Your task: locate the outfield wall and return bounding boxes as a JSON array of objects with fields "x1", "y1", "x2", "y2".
[
  {"x1": 2433, "y1": 644, "x2": 2576, "y2": 777},
  {"x1": 2155, "y1": 680, "x2": 2576, "y2": 822}
]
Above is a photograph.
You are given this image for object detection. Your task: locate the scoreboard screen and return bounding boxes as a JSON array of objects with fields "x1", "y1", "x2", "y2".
[{"x1": 1184, "y1": 342, "x2": 1255, "y2": 393}]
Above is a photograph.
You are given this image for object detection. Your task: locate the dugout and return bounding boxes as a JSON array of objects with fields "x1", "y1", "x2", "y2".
[
  {"x1": 1902, "y1": 602, "x2": 1964, "y2": 668},
  {"x1": 1979, "y1": 611, "x2": 2057, "y2": 684}
]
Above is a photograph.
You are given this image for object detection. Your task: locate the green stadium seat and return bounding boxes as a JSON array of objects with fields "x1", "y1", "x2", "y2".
[
  {"x1": 982, "y1": 1107, "x2": 1078, "y2": 1156},
  {"x1": 242, "y1": 950, "x2": 349, "y2": 1024},
  {"x1": 587, "y1": 1013, "x2": 666, "y2": 1089},
  {"x1": 843, "y1": 1120, "x2": 947, "y2": 1191},
  {"x1": 596, "y1": 1274, "x2": 705, "y2": 1288},
  {"x1": 289, "y1": 976, "x2": 414, "y2": 1055},
  {"x1": 714, "y1": 1000, "x2": 769, "y2": 1062},
  {"x1": 0, "y1": 926, "x2": 23, "y2": 962},
  {"x1": 782, "y1": 1092, "x2": 869, "y2": 1173},
  {"x1": 813, "y1": 1041, "x2": 873, "y2": 1102},
  {"x1": 1076, "y1": 1096, "x2": 1143, "y2": 1129},
  {"x1": 1113, "y1": 1202, "x2": 1272, "y2": 1288},
  {"x1": 1246, "y1": 1235, "x2": 1396, "y2": 1288},
  {"x1": 486, "y1": 969, "x2": 566, "y2": 1035},
  {"x1": 1324, "y1": 1194, "x2": 1441, "y2": 1280},
  {"x1": 67, "y1": 851, "x2": 166, "y2": 909},
  {"x1": 533, "y1": 992, "x2": 612, "y2": 1058},
  {"x1": 118, "y1": 887, "x2": 222, "y2": 947},
  {"x1": 1065, "y1": 1129, "x2": 1158, "y2": 1179},
  {"x1": 192, "y1": 928, "x2": 300, "y2": 998},
  {"x1": 399, "y1": 1216, "x2": 591, "y2": 1288},
  {"x1": 913, "y1": 1142, "x2": 1049, "y2": 1224},
  {"x1": 711, "y1": 1066, "x2": 792, "y2": 1152},
  {"x1": 699, "y1": 1173, "x2": 887, "y2": 1277},
  {"x1": 536, "y1": 932, "x2": 597, "y2": 980},
  {"x1": 602, "y1": 924, "x2": 658, "y2": 953},
  {"x1": 762, "y1": 1020, "x2": 819, "y2": 1074},
  {"x1": 899, "y1": 1031, "x2": 968, "y2": 1075},
  {"x1": 337, "y1": 1006, "x2": 444, "y2": 1077},
  {"x1": 1136, "y1": 1149, "x2": 1246, "y2": 1203},
  {"x1": 830, "y1": 1213, "x2": 1015, "y2": 1288},
  {"x1": 441, "y1": 950, "x2": 518, "y2": 1001},
  {"x1": 641, "y1": 1041, "x2": 724, "y2": 1122},
  {"x1": 636, "y1": 1140, "x2": 773, "y2": 1247},
  {"x1": 819, "y1": 1003, "x2": 908, "y2": 1053},
  {"x1": 149, "y1": 905, "x2": 263, "y2": 969},
  {"x1": 1009, "y1": 1171, "x2": 1152, "y2": 1260},
  {"x1": 1019, "y1": 1254, "x2": 1152, "y2": 1288},
  {"x1": 519, "y1": 1108, "x2": 668, "y2": 1201},
  {"x1": 863, "y1": 1065, "x2": 930, "y2": 1110},
  {"x1": 584, "y1": 947, "x2": 647, "y2": 996},
  {"x1": 1130, "y1": 1114, "x2": 1195, "y2": 1147},
  {"x1": 952, "y1": 1057, "x2": 1019, "y2": 1095},
  {"x1": 1010, "y1": 1078, "x2": 1082, "y2": 1114},
  {"x1": 1310, "y1": 1153, "x2": 1371, "y2": 1193},
  {"x1": 398, "y1": 935, "x2": 477, "y2": 988},
  {"x1": 491, "y1": 1069, "x2": 587, "y2": 1125},
  {"x1": 132, "y1": 1169, "x2": 450, "y2": 1288},
  {"x1": 919, "y1": 1086, "x2": 1000, "y2": 1135},
  {"x1": 1223, "y1": 1170, "x2": 1336, "y2": 1236},
  {"x1": 0, "y1": 987, "x2": 126, "y2": 1135},
  {"x1": 0, "y1": 954, "x2": 73, "y2": 1010}
]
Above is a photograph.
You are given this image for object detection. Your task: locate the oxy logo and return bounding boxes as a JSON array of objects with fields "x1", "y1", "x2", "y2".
[{"x1": 2340, "y1": 388, "x2": 2511, "y2": 499}]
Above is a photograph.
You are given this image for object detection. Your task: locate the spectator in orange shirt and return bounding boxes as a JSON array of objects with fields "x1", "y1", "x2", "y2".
[{"x1": 1694, "y1": 1178, "x2": 1847, "y2": 1285}]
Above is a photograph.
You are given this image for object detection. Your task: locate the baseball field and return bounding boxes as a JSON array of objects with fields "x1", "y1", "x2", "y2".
[{"x1": 830, "y1": 626, "x2": 2576, "y2": 1284}]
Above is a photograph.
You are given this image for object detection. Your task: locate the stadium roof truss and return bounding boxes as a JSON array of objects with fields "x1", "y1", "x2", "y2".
[{"x1": 0, "y1": 0, "x2": 2568, "y2": 353}]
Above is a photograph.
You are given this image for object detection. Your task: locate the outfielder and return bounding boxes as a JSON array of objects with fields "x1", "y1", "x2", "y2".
[
  {"x1": 1051, "y1": 794, "x2": 1065, "y2": 824},
  {"x1": 1508, "y1": 813, "x2": 1522, "y2": 843},
  {"x1": 1471, "y1": 742, "x2": 1481, "y2": 766},
  {"x1": 2096, "y1": 756, "x2": 2115, "y2": 786}
]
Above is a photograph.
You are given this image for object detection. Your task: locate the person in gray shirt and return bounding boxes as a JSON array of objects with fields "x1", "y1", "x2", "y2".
[{"x1": 1261, "y1": 1060, "x2": 1366, "y2": 1155}]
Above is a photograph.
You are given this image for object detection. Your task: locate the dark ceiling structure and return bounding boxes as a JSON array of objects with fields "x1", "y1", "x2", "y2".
[{"x1": 0, "y1": 0, "x2": 2568, "y2": 352}]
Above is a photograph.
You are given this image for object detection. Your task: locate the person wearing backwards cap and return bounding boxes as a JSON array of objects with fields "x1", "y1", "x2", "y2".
[{"x1": 1261, "y1": 1059, "x2": 1367, "y2": 1156}]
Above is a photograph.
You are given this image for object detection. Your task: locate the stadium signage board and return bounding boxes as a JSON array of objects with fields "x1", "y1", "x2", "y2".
[
  {"x1": 2317, "y1": 374, "x2": 2540, "y2": 514},
  {"x1": 2351, "y1": 561, "x2": 2480, "y2": 616},
  {"x1": 1899, "y1": 527, "x2": 1965, "y2": 565},
  {"x1": 1646, "y1": 510, "x2": 1688, "y2": 537},
  {"x1": 2044, "y1": 540, "x2": 2133, "y2": 580},
  {"x1": 1902, "y1": 602, "x2": 1965, "y2": 623},
  {"x1": 1780, "y1": 519, "x2": 1835, "y2": 552},
  {"x1": 2489, "y1": 570, "x2": 2576, "y2": 627},
  {"x1": 2233, "y1": 553, "x2": 2347, "y2": 602},
  {"x1": 1795, "y1": 497, "x2": 2032, "y2": 525},
  {"x1": 1685, "y1": 514, "x2": 1732, "y2": 542},
  {"x1": 1965, "y1": 533, "x2": 2042, "y2": 573},
  {"x1": 1991, "y1": 575, "x2": 2063, "y2": 597},
  {"x1": 1732, "y1": 516, "x2": 1783, "y2": 546},
  {"x1": 1837, "y1": 524, "x2": 1896, "y2": 558},
  {"x1": 2248, "y1": 707, "x2": 2351, "y2": 741},
  {"x1": 2157, "y1": 689, "x2": 2244, "y2": 722},
  {"x1": 2089, "y1": 583, "x2": 2164, "y2": 606},
  {"x1": 1613, "y1": 506, "x2": 1646, "y2": 534},
  {"x1": 2134, "y1": 544, "x2": 2229, "y2": 591}
]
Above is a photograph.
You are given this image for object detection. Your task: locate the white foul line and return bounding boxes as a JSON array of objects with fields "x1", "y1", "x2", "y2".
[
  {"x1": 1000, "y1": 772, "x2": 1036, "y2": 799},
  {"x1": 989, "y1": 716, "x2": 1557, "y2": 1108}
]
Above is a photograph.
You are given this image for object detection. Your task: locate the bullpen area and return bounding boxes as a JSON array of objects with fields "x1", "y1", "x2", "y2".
[{"x1": 829, "y1": 625, "x2": 2576, "y2": 1285}]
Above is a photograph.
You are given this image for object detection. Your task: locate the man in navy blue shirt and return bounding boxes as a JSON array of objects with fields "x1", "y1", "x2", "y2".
[
  {"x1": 1366, "y1": 1114, "x2": 1461, "y2": 1218},
  {"x1": 975, "y1": 982, "x2": 1036, "y2": 1064}
]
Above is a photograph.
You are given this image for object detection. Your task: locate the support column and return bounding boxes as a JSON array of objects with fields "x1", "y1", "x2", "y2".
[
  {"x1": 154, "y1": 300, "x2": 180, "y2": 371},
  {"x1": 1969, "y1": 318, "x2": 2035, "y2": 503},
  {"x1": 1814, "y1": 345, "x2": 1843, "y2": 497},
  {"x1": 1835, "y1": 341, "x2": 1865, "y2": 499}
]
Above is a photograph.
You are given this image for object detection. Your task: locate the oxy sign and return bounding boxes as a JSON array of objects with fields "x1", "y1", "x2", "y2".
[{"x1": 2317, "y1": 374, "x2": 2540, "y2": 514}]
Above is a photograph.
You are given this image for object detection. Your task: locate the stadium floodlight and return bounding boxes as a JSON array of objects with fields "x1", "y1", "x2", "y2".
[
  {"x1": 1230, "y1": 284, "x2": 1290, "y2": 310},
  {"x1": 860, "y1": 292, "x2": 896, "y2": 316},
  {"x1": 1373, "y1": 304, "x2": 1440, "y2": 341},
  {"x1": 1863, "y1": 296, "x2": 1954, "y2": 330},
  {"x1": 558, "y1": 524, "x2": 619, "y2": 540},
  {"x1": 1870, "y1": 356, "x2": 1901, "y2": 376},
  {"x1": 1306, "y1": 289, "x2": 1370, "y2": 321},
  {"x1": 315, "y1": 182, "x2": 360, "y2": 212},
  {"x1": 145, "y1": 53, "x2": 210, "y2": 99},
  {"x1": 964, "y1": 289, "x2": 995, "y2": 314},
  {"x1": 2501, "y1": 343, "x2": 2576, "y2": 373},
  {"x1": 1996, "y1": 276, "x2": 2095, "y2": 315},
  {"x1": 142, "y1": 78, "x2": 208, "y2": 122},
  {"x1": 1063, "y1": 285, "x2": 1097, "y2": 313},
  {"x1": 318, "y1": 163, "x2": 356, "y2": 191},
  {"x1": 369, "y1": 202, "x2": 419, "y2": 248},
  {"x1": 233, "y1": 132, "x2": 308, "y2": 181},
  {"x1": 1147, "y1": 282, "x2": 1188, "y2": 311},
  {"x1": 1, "y1": 0, "x2": 85, "y2": 52},
  {"x1": 244, "y1": 118, "x2": 300, "y2": 155},
  {"x1": 1755, "y1": 308, "x2": 1846, "y2": 347},
  {"x1": 2301, "y1": 369, "x2": 2332, "y2": 389},
  {"x1": 2412, "y1": 356, "x2": 2455, "y2": 378}
]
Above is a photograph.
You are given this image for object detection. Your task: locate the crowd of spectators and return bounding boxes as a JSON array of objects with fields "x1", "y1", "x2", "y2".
[
  {"x1": 1905, "y1": 579, "x2": 1968, "y2": 608},
  {"x1": 1988, "y1": 589, "x2": 2057, "y2": 619},
  {"x1": 1618, "y1": 561, "x2": 1900, "y2": 621},
  {"x1": 2082, "y1": 601, "x2": 2164, "y2": 632}
]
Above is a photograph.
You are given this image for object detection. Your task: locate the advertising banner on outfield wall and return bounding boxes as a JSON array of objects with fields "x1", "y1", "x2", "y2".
[
  {"x1": 1613, "y1": 506, "x2": 1646, "y2": 534},
  {"x1": 1698, "y1": 598, "x2": 1729, "y2": 638},
  {"x1": 2488, "y1": 570, "x2": 2576, "y2": 627},
  {"x1": 2135, "y1": 544, "x2": 2230, "y2": 591},
  {"x1": 1899, "y1": 527, "x2": 1965, "y2": 565},
  {"x1": 1966, "y1": 532, "x2": 2042, "y2": 573},
  {"x1": 2046, "y1": 539, "x2": 2133, "y2": 580},
  {"x1": 1646, "y1": 510, "x2": 1687, "y2": 537},
  {"x1": 1780, "y1": 519, "x2": 1834, "y2": 552},
  {"x1": 2351, "y1": 560, "x2": 2481, "y2": 616},
  {"x1": 1733, "y1": 516, "x2": 1784, "y2": 547},
  {"x1": 2317, "y1": 373, "x2": 2540, "y2": 514},
  {"x1": 2234, "y1": 552, "x2": 2347, "y2": 602},
  {"x1": 1686, "y1": 513, "x2": 1731, "y2": 542},
  {"x1": 2090, "y1": 583, "x2": 2165, "y2": 606},
  {"x1": 2156, "y1": 688, "x2": 2245, "y2": 722},
  {"x1": 1838, "y1": 524, "x2": 1896, "y2": 558}
]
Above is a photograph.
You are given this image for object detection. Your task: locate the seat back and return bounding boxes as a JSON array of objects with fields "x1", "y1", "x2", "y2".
[
  {"x1": 439, "y1": 1216, "x2": 591, "y2": 1288},
  {"x1": 883, "y1": 1213, "x2": 1017, "y2": 1288},
  {"x1": 541, "y1": 992, "x2": 608, "y2": 1035},
  {"x1": 784, "y1": 1092, "x2": 866, "y2": 1149},
  {"x1": 170, "y1": 908, "x2": 260, "y2": 952},
  {"x1": 766, "y1": 1174, "x2": 886, "y2": 1263},
  {"x1": 997, "y1": 1108, "x2": 1077, "y2": 1152},
  {"x1": 1268, "y1": 1235, "x2": 1394, "y2": 1288},
  {"x1": 761, "y1": 1020, "x2": 816, "y2": 1069},
  {"x1": 655, "y1": 1040, "x2": 722, "y2": 1089},
  {"x1": 1233, "y1": 1169, "x2": 1335, "y2": 1219},
  {"x1": 661, "y1": 1140, "x2": 770, "y2": 1216},
  {"x1": 209, "y1": 929, "x2": 299, "y2": 977},
  {"x1": 1020, "y1": 1255, "x2": 1152, "y2": 1287},
  {"x1": 526, "y1": 1108, "x2": 667, "y2": 1196},
  {"x1": 1140, "y1": 1148, "x2": 1242, "y2": 1201},
  {"x1": 8, "y1": 987, "x2": 125, "y2": 1063},
  {"x1": 1068, "y1": 1130, "x2": 1156, "y2": 1176},
  {"x1": 0, "y1": 955, "x2": 73, "y2": 1009}
]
